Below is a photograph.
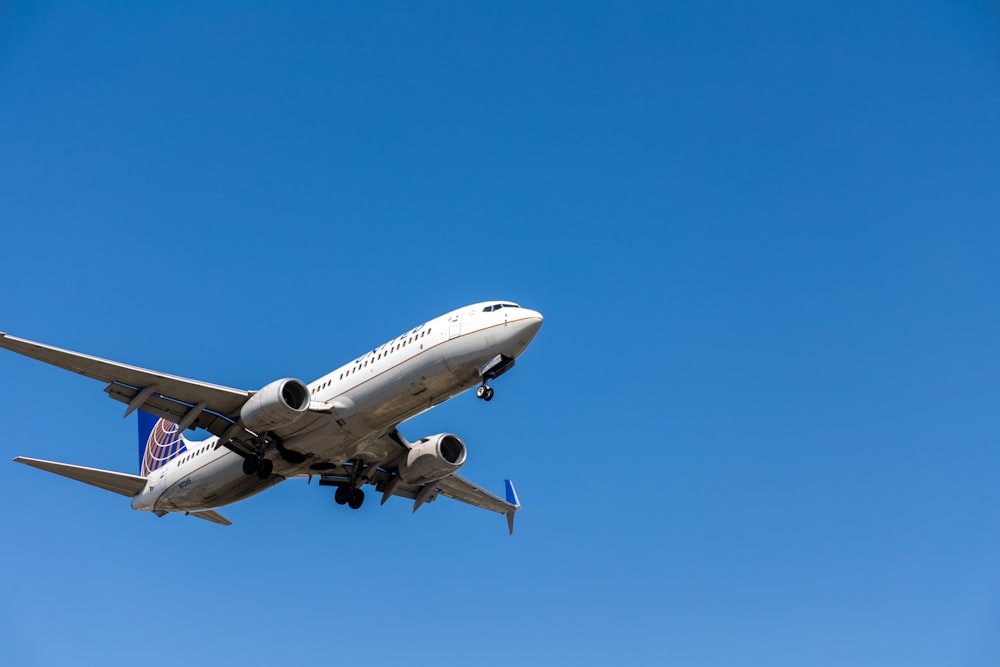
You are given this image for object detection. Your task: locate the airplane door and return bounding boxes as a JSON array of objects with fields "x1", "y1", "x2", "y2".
[{"x1": 448, "y1": 315, "x2": 461, "y2": 339}]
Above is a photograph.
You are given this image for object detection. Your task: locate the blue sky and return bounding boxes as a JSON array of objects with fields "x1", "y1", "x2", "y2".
[{"x1": 1, "y1": 2, "x2": 999, "y2": 665}]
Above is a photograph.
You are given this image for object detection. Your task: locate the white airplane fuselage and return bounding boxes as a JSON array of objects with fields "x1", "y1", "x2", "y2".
[{"x1": 131, "y1": 302, "x2": 543, "y2": 515}]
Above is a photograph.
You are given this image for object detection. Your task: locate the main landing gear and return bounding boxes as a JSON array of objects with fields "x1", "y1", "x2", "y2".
[
  {"x1": 334, "y1": 485, "x2": 365, "y2": 510},
  {"x1": 476, "y1": 384, "x2": 495, "y2": 402},
  {"x1": 242, "y1": 455, "x2": 273, "y2": 480},
  {"x1": 237, "y1": 433, "x2": 283, "y2": 479}
]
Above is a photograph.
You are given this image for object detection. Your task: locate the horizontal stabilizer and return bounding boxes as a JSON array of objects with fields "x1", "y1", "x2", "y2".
[
  {"x1": 186, "y1": 509, "x2": 232, "y2": 526},
  {"x1": 13, "y1": 456, "x2": 147, "y2": 497}
]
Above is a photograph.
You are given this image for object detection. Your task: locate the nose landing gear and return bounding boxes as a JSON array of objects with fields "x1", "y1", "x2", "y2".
[{"x1": 476, "y1": 354, "x2": 514, "y2": 403}]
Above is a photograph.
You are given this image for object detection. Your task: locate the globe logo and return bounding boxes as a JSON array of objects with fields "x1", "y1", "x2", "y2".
[{"x1": 141, "y1": 418, "x2": 187, "y2": 477}]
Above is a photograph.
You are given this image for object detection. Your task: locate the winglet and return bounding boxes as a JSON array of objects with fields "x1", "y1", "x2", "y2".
[
  {"x1": 504, "y1": 479, "x2": 521, "y2": 508},
  {"x1": 504, "y1": 480, "x2": 521, "y2": 536}
]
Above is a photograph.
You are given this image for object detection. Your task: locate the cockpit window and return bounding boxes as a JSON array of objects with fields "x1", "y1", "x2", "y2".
[{"x1": 483, "y1": 303, "x2": 521, "y2": 312}]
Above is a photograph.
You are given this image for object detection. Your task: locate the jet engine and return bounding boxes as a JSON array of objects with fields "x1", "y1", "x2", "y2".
[
  {"x1": 240, "y1": 378, "x2": 311, "y2": 433},
  {"x1": 398, "y1": 433, "x2": 467, "y2": 485}
]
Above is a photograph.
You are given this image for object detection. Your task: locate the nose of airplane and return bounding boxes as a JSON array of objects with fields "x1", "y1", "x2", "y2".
[
  {"x1": 521, "y1": 308, "x2": 544, "y2": 330},
  {"x1": 512, "y1": 309, "x2": 544, "y2": 347}
]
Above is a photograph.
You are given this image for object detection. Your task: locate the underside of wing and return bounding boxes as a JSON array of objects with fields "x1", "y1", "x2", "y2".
[
  {"x1": 432, "y1": 474, "x2": 520, "y2": 515},
  {"x1": 392, "y1": 474, "x2": 521, "y2": 534},
  {"x1": 308, "y1": 424, "x2": 523, "y2": 531},
  {"x1": 105, "y1": 384, "x2": 242, "y2": 437},
  {"x1": 314, "y1": 448, "x2": 522, "y2": 533},
  {"x1": 0, "y1": 332, "x2": 262, "y2": 449},
  {"x1": 0, "y1": 333, "x2": 250, "y2": 418}
]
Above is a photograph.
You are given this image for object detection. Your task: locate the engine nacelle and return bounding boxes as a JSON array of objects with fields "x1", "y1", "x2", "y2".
[
  {"x1": 240, "y1": 378, "x2": 311, "y2": 433},
  {"x1": 398, "y1": 433, "x2": 467, "y2": 485}
]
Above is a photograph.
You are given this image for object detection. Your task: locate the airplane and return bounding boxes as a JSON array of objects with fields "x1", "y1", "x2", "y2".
[{"x1": 1, "y1": 301, "x2": 543, "y2": 533}]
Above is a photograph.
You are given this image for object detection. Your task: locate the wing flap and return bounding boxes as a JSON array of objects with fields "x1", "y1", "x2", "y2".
[
  {"x1": 105, "y1": 383, "x2": 239, "y2": 439},
  {"x1": 14, "y1": 456, "x2": 147, "y2": 497}
]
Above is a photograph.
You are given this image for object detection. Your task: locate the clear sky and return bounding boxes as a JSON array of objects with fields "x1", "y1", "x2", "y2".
[{"x1": 1, "y1": 2, "x2": 998, "y2": 665}]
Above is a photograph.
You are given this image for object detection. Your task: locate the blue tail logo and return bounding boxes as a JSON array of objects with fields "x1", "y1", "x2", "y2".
[{"x1": 138, "y1": 410, "x2": 187, "y2": 476}]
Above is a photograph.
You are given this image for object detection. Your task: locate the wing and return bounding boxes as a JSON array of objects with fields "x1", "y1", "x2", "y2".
[
  {"x1": 318, "y1": 444, "x2": 522, "y2": 534},
  {"x1": 0, "y1": 332, "x2": 252, "y2": 441},
  {"x1": 312, "y1": 428, "x2": 523, "y2": 532},
  {"x1": 434, "y1": 475, "x2": 520, "y2": 515},
  {"x1": 396, "y1": 474, "x2": 521, "y2": 534}
]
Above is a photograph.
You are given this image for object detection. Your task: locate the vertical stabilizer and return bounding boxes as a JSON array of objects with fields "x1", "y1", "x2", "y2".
[{"x1": 137, "y1": 410, "x2": 186, "y2": 476}]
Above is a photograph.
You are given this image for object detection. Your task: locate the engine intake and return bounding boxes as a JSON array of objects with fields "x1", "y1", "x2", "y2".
[
  {"x1": 240, "y1": 378, "x2": 311, "y2": 433},
  {"x1": 398, "y1": 433, "x2": 467, "y2": 485}
]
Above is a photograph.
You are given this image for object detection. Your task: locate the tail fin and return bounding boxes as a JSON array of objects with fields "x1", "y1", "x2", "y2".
[{"x1": 138, "y1": 410, "x2": 187, "y2": 476}]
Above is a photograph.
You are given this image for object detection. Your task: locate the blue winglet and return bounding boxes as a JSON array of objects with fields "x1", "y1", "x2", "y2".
[{"x1": 504, "y1": 479, "x2": 521, "y2": 508}]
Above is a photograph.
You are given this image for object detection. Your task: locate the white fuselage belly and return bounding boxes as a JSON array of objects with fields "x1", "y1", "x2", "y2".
[{"x1": 135, "y1": 308, "x2": 541, "y2": 514}]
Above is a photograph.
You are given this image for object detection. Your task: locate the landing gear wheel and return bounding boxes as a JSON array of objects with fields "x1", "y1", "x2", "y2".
[
  {"x1": 483, "y1": 387, "x2": 494, "y2": 402},
  {"x1": 256, "y1": 458, "x2": 273, "y2": 479},
  {"x1": 347, "y1": 488, "x2": 365, "y2": 510},
  {"x1": 242, "y1": 456, "x2": 259, "y2": 476},
  {"x1": 334, "y1": 485, "x2": 350, "y2": 505},
  {"x1": 476, "y1": 385, "x2": 487, "y2": 399}
]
